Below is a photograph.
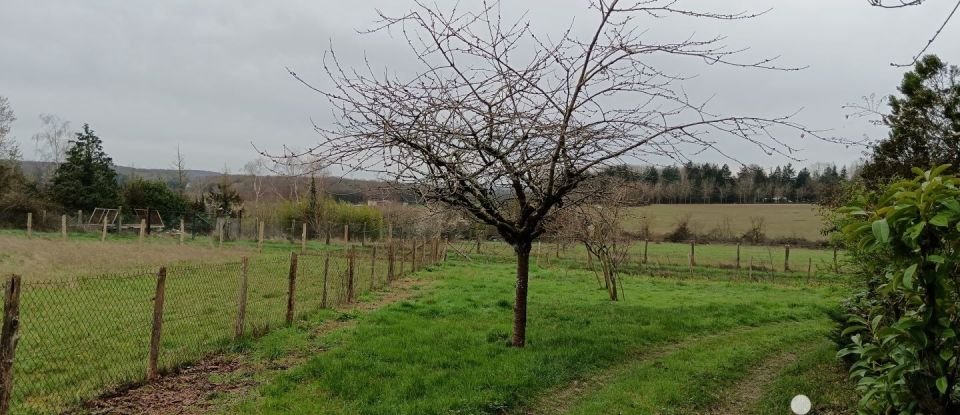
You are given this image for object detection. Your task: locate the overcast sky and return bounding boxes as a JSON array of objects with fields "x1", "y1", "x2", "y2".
[{"x1": 1, "y1": 0, "x2": 958, "y2": 174}]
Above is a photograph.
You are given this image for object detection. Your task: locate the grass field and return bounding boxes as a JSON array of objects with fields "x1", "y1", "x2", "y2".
[
  {"x1": 623, "y1": 204, "x2": 825, "y2": 241},
  {"x1": 0, "y1": 231, "x2": 854, "y2": 414},
  {"x1": 219, "y1": 261, "x2": 855, "y2": 414}
]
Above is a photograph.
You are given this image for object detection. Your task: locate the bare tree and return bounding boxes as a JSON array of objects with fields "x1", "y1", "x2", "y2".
[
  {"x1": 172, "y1": 145, "x2": 189, "y2": 197},
  {"x1": 286, "y1": 0, "x2": 841, "y2": 347},
  {"x1": 566, "y1": 180, "x2": 633, "y2": 301},
  {"x1": 31, "y1": 113, "x2": 71, "y2": 182},
  {"x1": 0, "y1": 96, "x2": 17, "y2": 161},
  {"x1": 243, "y1": 157, "x2": 266, "y2": 218}
]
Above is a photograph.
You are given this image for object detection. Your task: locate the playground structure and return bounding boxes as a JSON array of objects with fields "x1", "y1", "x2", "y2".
[{"x1": 85, "y1": 208, "x2": 164, "y2": 232}]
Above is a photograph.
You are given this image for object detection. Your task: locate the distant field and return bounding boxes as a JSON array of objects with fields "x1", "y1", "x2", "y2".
[{"x1": 623, "y1": 204, "x2": 825, "y2": 241}]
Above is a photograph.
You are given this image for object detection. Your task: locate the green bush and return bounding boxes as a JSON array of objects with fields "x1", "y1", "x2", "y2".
[{"x1": 837, "y1": 166, "x2": 960, "y2": 414}]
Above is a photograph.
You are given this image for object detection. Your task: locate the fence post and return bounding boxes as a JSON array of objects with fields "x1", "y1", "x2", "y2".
[
  {"x1": 387, "y1": 243, "x2": 395, "y2": 282},
  {"x1": 344, "y1": 224, "x2": 349, "y2": 243},
  {"x1": 26, "y1": 212, "x2": 32, "y2": 239},
  {"x1": 737, "y1": 242, "x2": 740, "y2": 273},
  {"x1": 361, "y1": 223, "x2": 366, "y2": 247},
  {"x1": 321, "y1": 252, "x2": 330, "y2": 309},
  {"x1": 235, "y1": 257, "x2": 249, "y2": 340},
  {"x1": 347, "y1": 247, "x2": 356, "y2": 303},
  {"x1": 399, "y1": 244, "x2": 406, "y2": 276},
  {"x1": 689, "y1": 240, "x2": 696, "y2": 266},
  {"x1": 476, "y1": 233, "x2": 481, "y2": 254},
  {"x1": 643, "y1": 239, "x2": 649, "y2": 264},
  {"x1": 258, "y1": 221, "x2": 265, "y2": 253},
  {"x1": 97, "y1": 215, "x2": 106, "y2": 242},
  {"x1": 179, "y1": 218, "x2": 185, "y2": 246},
  {"x1": 807, "y1": 258, "x2": 813, "y2": 283},
  {"x1": 61, "y1": 214, "x2": 68, "y2": 241},
  {"x1": 748, "y1": 257, "x2": 754, "y2": 281},
  {"x1": 409, "y1": 240, "x2": 417, "y2": 272},
  {"x1": 147, "y1": 267, "x2": 167, "y2": 381},
  {"x1": 0, "y1": 275, "x2": 22, "y2": 415},
  {"x1": 218, "y1": 218, "x2": 224, "y2": 248},
  {"x1": 387, "y1": 224, "x2": 393, "y2": 242},
  {"x1": 138, "y1": 219, "x2": 146, "y2": 244},
  {"x1": 370, "y1": 246, "x2": 377, "y2": 290},
  {"x1": 301, "y1": 223, "x2": 307, "y2": 253},
  {"x1": 286, "y1": 252, "x2": 298, "y2": 325},
  {"x1": 77, "y1": 209, "x2": 82, "y2": 228},
  {"x1": 784, "y1": 245, "x2": 791, "y2": 272}
]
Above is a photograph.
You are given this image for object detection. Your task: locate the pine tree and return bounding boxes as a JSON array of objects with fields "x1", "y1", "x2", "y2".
[{"x1": 50, "y1": 124, "x2": 120, "y2": 211}]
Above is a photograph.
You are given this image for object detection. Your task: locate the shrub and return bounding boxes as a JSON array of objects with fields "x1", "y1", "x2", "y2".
[
  {"x1": 663, "y1": 213, "x2": 693, "y2": 242},
  {"x1": 836, "y1": 166, "x2": 960, "y2": 414},
  {"x1": 741, "y1": 216, "x2": 766, "y2": 244}
]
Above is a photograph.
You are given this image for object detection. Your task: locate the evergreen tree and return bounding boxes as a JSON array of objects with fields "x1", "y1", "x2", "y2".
[
  {"x1": 50, "y1": 124, "x2": 120, "y2": 211},
  {"x1": 861, "y1": 55, "x2": 960, "y2": 184}
]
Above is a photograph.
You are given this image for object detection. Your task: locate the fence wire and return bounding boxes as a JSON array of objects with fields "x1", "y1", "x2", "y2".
[{"x1": 3, "y1": 239, "x2": 442, "y2": 415}]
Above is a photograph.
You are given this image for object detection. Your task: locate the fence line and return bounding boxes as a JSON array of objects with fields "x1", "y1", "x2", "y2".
[{"x1": 0, "y1": 238, "x2": 442, "y2": 415}]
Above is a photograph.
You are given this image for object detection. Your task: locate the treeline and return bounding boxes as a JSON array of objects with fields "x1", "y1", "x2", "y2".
[{"x1": 599, "y1": 162, "x2": 852, "y2": 204}]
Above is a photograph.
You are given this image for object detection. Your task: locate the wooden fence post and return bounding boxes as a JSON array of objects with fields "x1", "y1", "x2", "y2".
[
  {"x1": 784, "y1": 245, "x2": 791, "y2": 272},
  {"x1": 476, "y1": 233, "x2": 481, "y2": 254},
  {"x1": 179, "y1": 218, "x2": 185, "y2": 246},
  {"x1": 321, "y1": 252, "x2": 330, "y2": 309},
  {"x1": 387, "y1": 224, "x2": 393, "y2": 242},
  {"x1": 361, "y1": 223, "x2": 366, "y2": 248},
  {"x1": 347, "y1": 247, "x2": 356, "y2": 303},
  {"x1": 370, "y1": 246, "x2": 377, "y2": 290},
  {"x1": 235, "y1": 257, "x2": 249, "y2": 340},
  {"x1": 689, "y1": 240, "x2": 696, "y2": 266},
  {"x1": 807, "y1": 258, "x2": 813, "y2": 283},
  {"x1": 147, "y1": 267, "x2": 167, "y2": 381},
  {"x1": 97, "y1": 214, "x2": 106, "y2": 242},
  {"x1": 737, "y1": 242, "x2": 740, "y2": 273},
  {"x1": 77, "y1": 209, "x2": 82, "y2": 228},
  {"x1": 61, "y1": 214, "x2": 67, "y2": 241},
  {"x1": 0, "y1": 275, "x2": 22, "y2": 415},
  {"x1": 138, "y1": 219, "x2": 146, "y2": 244},
  {"x1": 26, "y1": 213, "x2": 32, "y2": 239},
  {"x1": 258, "y1": 221, "x2": 265, "y2": 253},
  {"x1": 343, "y1": 224, "x2": 349, "y2": 243},
  {"x1": 286, "y1": 252, "x2": 298, "y2": 325},
  {"x1": 643, "y1": 239, "x2": 649, "y2": 264},
  {"x1": 748, "y1": 257, "x2": 754, "y2": 281},
  {"x1": 387, "y1": 243, "x2": 395, "y2": 282},
  {"x1": 301, "y1": 223, "x2": 307, "y2": 253},
  {"x1": 218, "y1": 218, "x2": 224, "y2": 248},
  {"x1": 410, "y1": 239, "x2": 417, "y2": 273}
]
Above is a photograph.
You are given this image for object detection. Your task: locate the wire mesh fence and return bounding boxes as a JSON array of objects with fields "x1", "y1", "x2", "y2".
[{"x1": 1, "y1": 238, "x2": 443, "y2": 415}]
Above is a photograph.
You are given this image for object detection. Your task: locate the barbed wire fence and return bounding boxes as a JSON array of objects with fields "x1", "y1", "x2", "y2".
[{"x1": 0, "y1": 233, "x2": 447, "y2": 415}]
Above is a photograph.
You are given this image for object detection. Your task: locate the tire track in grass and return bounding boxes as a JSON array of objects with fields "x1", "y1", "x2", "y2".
[{"x1": 520, "y1": 319, "x2": 827, "y2": 415}]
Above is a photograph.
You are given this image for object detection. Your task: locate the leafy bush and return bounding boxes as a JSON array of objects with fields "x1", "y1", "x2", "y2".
[{"x1": 836, "y1": 166, "x2": 960, "y2": 414}]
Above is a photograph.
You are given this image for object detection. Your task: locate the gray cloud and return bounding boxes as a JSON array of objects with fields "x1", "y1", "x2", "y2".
[{"x1": 1, "y1": 0, "x2": 957, "y2": 173}]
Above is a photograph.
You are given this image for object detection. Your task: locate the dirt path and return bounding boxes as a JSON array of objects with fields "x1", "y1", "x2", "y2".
[
  {"x1": 519, "y1": 324, "x2": 811, "y2": 415},
  {"x1": 78, "y1": 277, "x2": 428, "y2": 415},
  {"x1": 697, "y1": 350, "x2": 801, "y2": 415}
]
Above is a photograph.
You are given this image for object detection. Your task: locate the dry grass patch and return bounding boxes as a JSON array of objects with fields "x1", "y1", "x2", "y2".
[{"x1": 0, "y1": 235, "x2": 252, "y2": 281}]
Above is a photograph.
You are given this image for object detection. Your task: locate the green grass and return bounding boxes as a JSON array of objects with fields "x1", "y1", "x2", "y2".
[
  {"x1": 7, "y1": 243, "x2": 420, "y2": 415},
  {"x1": 226, "y1": 260, "x2": 852, "y2": 414}
]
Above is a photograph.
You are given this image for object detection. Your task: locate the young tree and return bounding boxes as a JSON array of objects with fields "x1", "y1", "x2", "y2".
[
  {"x1": 31, "y1": 113, "x2": 71, "y2": 184},
  {"x1": 172, "y1": 145, "x2": 189, "y2": 197},
  {"x1": 0, "y1": 96, "x2": 18, "y2": 162},
  {"x1": 207, "y1": 171, "x2": 242, "y2": 218},
  {"x1": 50, "y1": 124, "x2": 120, "y2": 212},
  {"x1": 859, "y1": 55, "x2": 960, "y2": 185},
  {"x1": 566, "y1": 180, "x2": 633, "y2": 301},
  {"x1": 289, "y1": 0, "x2": 836, "y2": 347}
]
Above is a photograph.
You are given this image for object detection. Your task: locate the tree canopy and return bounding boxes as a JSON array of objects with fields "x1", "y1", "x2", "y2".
[
  {"x1": 860, "y1": 55, "x2": 960, "y2": 185},
  {"x1": 49, "y1": 124, "x2": 121, "y2": 212}
]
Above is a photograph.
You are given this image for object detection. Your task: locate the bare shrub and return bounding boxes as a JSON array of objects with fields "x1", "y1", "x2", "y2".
[
  {"x1": 664, "y1": 214, "x2": 694, "y2": 243},
  {"x1": 742, "y1": 216, "x2": 767, "y2": 244}
]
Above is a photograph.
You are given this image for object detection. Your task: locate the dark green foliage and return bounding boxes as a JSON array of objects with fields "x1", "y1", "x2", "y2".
[
  {"x1": 49, "y1": 124, "x2": 120, "y2": 211},
  {"x1": 122, "y1": 177, "x2": 188, "y2": 225},
  {"x1": 836, "y1": 166, "x2": 960, "y2": 414},
  {"x1": 206, "y1": 175, "x2": 242, "y2": 218},
  {"x1": 861, "y1": 55, "x2": 960, "y2": 185}
]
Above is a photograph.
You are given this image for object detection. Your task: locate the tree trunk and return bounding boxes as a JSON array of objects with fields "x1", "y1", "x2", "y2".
[{"x1": 512, "y1": 242, "x2": 532, "y2": 347}]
